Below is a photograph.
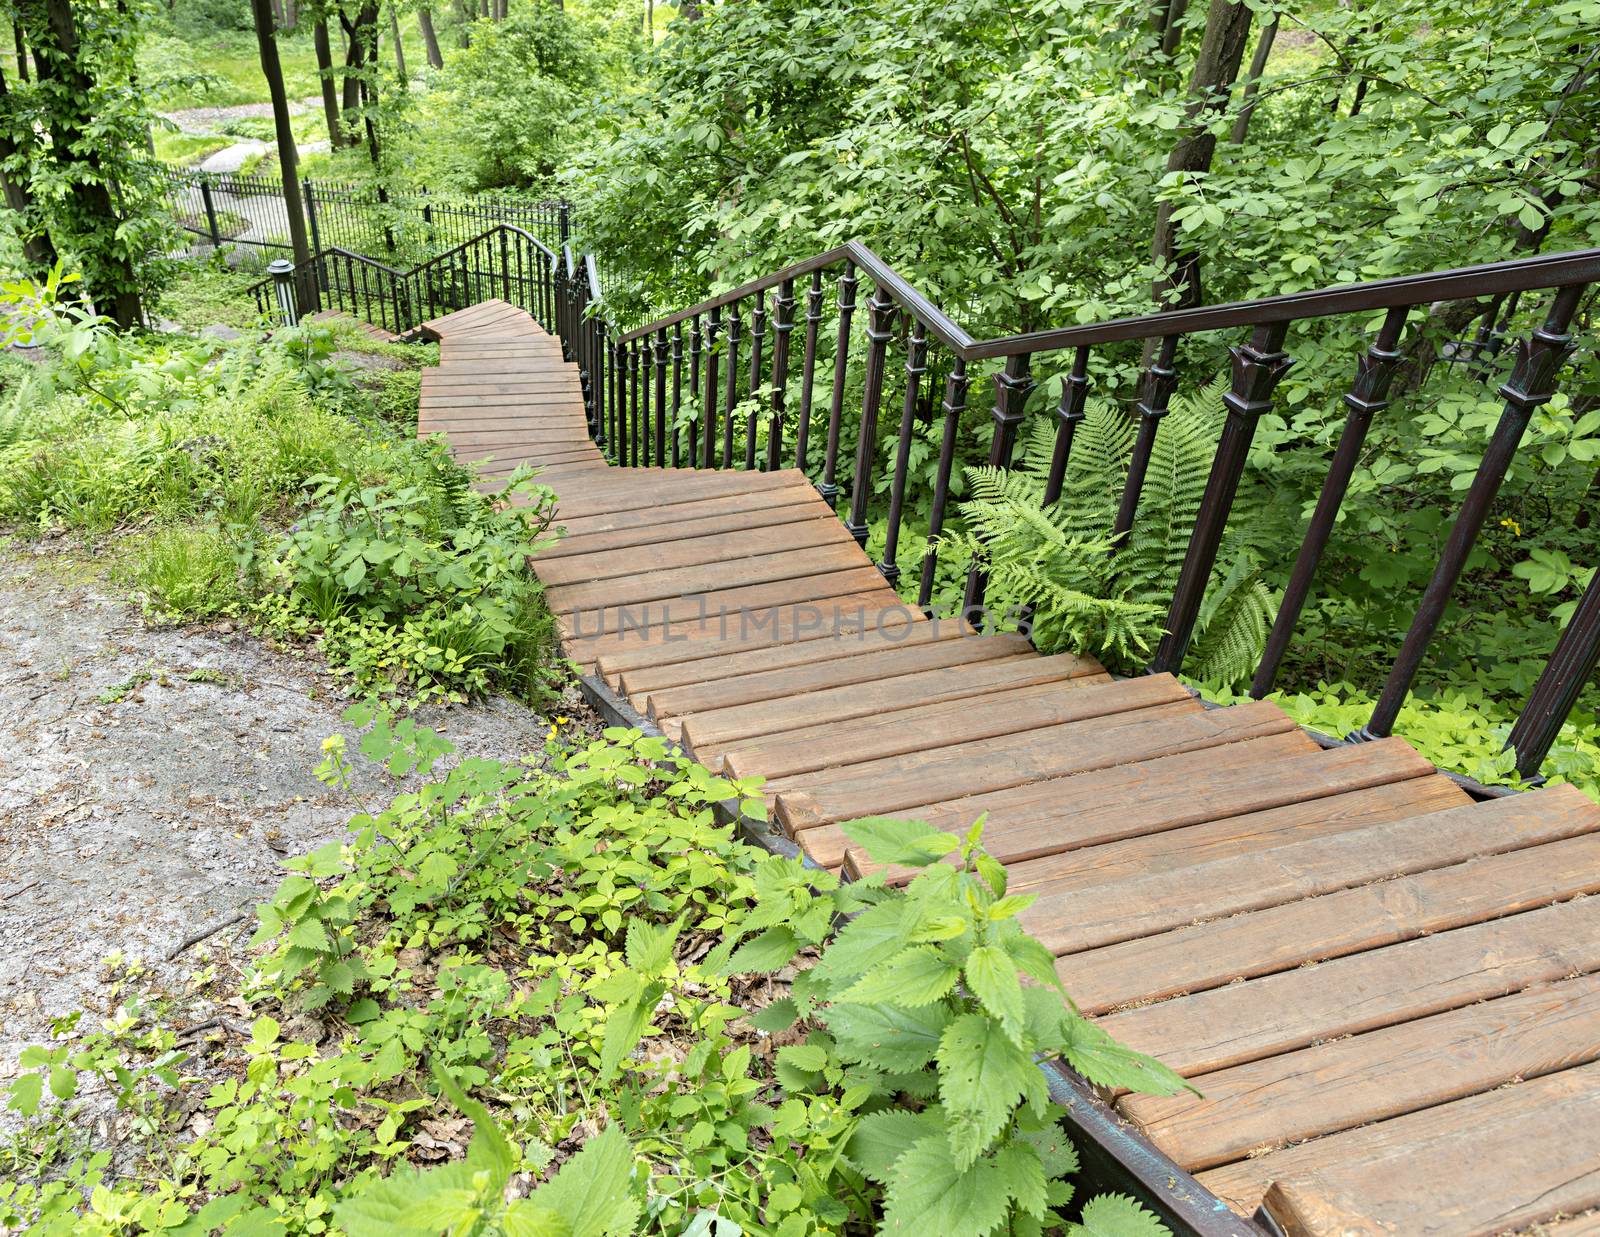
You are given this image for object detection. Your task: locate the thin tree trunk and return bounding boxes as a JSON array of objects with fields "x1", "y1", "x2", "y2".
[
  {"x1": 268, "y1": 0, "x2": 284, "y2": 28},
  {"x1": 283, "y1": 0, "x2": 296, "y2": 28},
  {"x1": 1146, "y1": 0, "x2": 1255, "y2": 323},
  {"x1": 313, "y1": 18, "x2": 341, "y2": 144},
  {"x1": 25, "y1": 0, "x2": 142, "y2": 326},
  {"x1": 251, "y1": 0, "x2": 312, "y2": 293},
  {"x1": 389, "y1": 5, "x2": 406, "y2": 82},
  {"x1": 645, "y1": 0, "x2": 652, "y2": 38},
  {"x1": 1228, "y1": 16, "x2": 1276, "y2": 144},
  {"x1": 418, "y1": 7, "x2": 443, "y2": 68},
  {"x1": 1159, "y1": 0, "x2": 1188, "y2": 57},
  {"x1": 0, "y1": 64, "x2": 58, "y2": 276},
  {"x1": 339, "y1": 14, "x2": 364, "y2": 140},
  {"x1": 453, "y1": 0, "x2": 471, "y2": 45},
  {"x1": 12, "y1": 21, "x2": 28, "y2": 80}
]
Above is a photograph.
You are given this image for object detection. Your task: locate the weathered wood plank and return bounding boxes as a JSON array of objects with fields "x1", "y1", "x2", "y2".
[
  {"x1": 1017, "y1": 783, "x2": 1600, "y2": 955},
  {"x1": 1093, "y1": 847, "x2": 1600, "y2": 1074},
  {"x1": 1197, "y1": 1060, "x2": 1600, "y2": 1231},
  {"x1": 1123, "y1": 972, "x2": 1600, "y2": 1172},
  {"x1": 687, "y1": 652, "x2": 1105, "y2": 765},
  {"x1": 720, "y1": 670, "x2": 1168, "y2": 782}
]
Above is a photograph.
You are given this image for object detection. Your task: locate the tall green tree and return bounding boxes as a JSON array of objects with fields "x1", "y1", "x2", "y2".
[{"x1": 251, "y1": 0, "x2": 313, "y2": 290}]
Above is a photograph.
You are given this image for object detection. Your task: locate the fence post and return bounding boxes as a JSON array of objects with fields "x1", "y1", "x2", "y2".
[
  {"x1": 558, "y1": 202, "x2": 571, "y2": 246},
  {"x1": 199, "y1": 175, "x2": 223, "y2": 249},
  {"x1": 266, "y1": 259, "x2": 300, "y2": 326}
]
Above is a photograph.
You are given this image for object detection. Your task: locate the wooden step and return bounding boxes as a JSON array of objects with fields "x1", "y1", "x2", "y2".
[{"x1": 1197, "y1": 1059, "x2": 1600, "y2": 1231}]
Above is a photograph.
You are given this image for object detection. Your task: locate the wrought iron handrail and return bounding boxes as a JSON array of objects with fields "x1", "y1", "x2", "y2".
[
  {"x1": 250, "y1": 223, "x2": 562, "y2": 337},
  {"x1": 565, "y1": 241, "x2": 1598, "y2": 785}
]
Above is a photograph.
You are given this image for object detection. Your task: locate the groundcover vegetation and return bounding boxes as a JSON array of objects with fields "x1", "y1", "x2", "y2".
[{"x1": 2, "y1": 712, "x2": 1182, "y2": 1237}]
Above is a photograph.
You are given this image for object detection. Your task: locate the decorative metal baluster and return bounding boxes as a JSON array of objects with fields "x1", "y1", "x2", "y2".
[
  {"x1": 846, "y1": 287, "x2": 897, "y2": 547},
  {"x1": 634, "y1": 335, "x2": 649, "y2": 466},
  {"x1": 963, "y1": 353, "x2": 1035, "y2": 622},
  {"x1": 1251, "y1": 306, "x2": 1407, "y2": 698},
  {"x1": 689, "y1": 315, "x2": 703, "y2": 467},
  {"x1": 722, "y1": 301, "x2": 742, "y2": 468},
  {"x1": 879, "y1": 321, "x2": 929, "y2": 584},
  {"x1": 795, "y1": 270, "x2": 823, "y2": 473},
  {"x1": 1359, "y1": 282, "x2": 1588, "y2": 741},
  {"x1": 592, "y1": 321, "x2": 607, "y2": 449},
  {"x1": 1150, "y1": 322, "x2": 1294, "y2": 675},
  {"x1": 612, "y1": 338, "x2": 625, "y2": 463},
  {"x1": 654, "y1": 328, "x2": 669, "y2": 468},
  {"x1": 746, "y1": 293, "x2": 767, "y2": 469},
  {"x1": 1043, "y1": 347, "x2": 1091, "y2": 507},
  {"x1": 703, "y1": 306, "x2": 721, "y2": 468},
  {"x1": 630, "y1": 338, "x2": 642, "y2": 467},
  {"x1": 1507, "y1": 564, "x2": 1600, "y2": 780},
  {"x1": 917, "y1": 360, "x2": 970, "y2": 613},
  {"x1": 1115, "y1": 334, "x2": 1179, "y2": 540},
  {"x1": 820, "y1": 262, "x2": 858, "y2": 506},
  {"x1": 767, "y1": 278, "x2": 795, "y2": 471},
  {"x1": 670, "y1": 324, "x2": 684, "y2": 468}
]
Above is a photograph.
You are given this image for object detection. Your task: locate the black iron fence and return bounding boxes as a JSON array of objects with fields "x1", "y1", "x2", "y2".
[
  {"x1": 567, "y1": 243, "x2": 1600, "y2": 786},
  {"x1": 160, "y1": 166, "x2": 571, "y2": 263}
]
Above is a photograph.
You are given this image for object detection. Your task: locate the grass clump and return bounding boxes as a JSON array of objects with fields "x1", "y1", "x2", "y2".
[{"x1": 0, "y1": 271, "x2": 563, "y2": 707}]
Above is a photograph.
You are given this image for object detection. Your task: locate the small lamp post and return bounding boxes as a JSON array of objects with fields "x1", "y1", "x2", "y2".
[{"x1": 266, "y1": 258, "x2": 300, "y2": 326}]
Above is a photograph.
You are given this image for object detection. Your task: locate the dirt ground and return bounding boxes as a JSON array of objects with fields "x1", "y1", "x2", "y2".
[{"x1": 0, "y1": 544, "x2": 565, "y2": 1091}]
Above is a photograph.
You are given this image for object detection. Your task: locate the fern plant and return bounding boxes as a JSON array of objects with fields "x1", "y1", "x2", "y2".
[{"x1": 949, "y1": 377, "x2": 1276, "y2": 686}]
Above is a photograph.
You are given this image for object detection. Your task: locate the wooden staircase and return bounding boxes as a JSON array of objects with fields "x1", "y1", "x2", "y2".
[{"x1": 415, "y1": 299, "x2": 1600, "y2": 1237}]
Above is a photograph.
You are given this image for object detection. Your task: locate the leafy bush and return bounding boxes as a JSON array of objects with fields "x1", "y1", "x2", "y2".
[
  {"x1": 4, "y1": 716, "x2": 1182, "y2": 1237},
  {"x1": 0, "y1": 274, "x2": 564, "y2": 705}
]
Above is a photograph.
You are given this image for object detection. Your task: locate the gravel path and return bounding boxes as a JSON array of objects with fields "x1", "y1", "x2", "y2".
[{"x1": 0, "y1": 546, "x2": 562, "y2": 1085}]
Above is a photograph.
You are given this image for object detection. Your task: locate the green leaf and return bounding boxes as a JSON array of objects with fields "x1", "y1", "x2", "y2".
[
  {"x1": 964, "y1": 946, "x2": 1026, "y2": 1045},
  {"x1": 777, "y1": 1043, "x2": 830, "y2": 1073},
  {"x1": 287, "y1": 918, "x2": 330, "y2": 952},
  {"x1": 431, "y1": 1061, "x2": 514, "y2": 1189},
  {"x1": 723, "y1": 926, "x2": 802, "y2": 974},
  {"x1": 1067, "y1": 1194, "x2": 1171, "y2": 1237},
  {"x1": 502, "y1": 1201, "x2": 573, "y2": 1237},
  {"x1": 813, "y1": 898, "x2": 911, "y2": 985},
  {"x1": 8, "y1": 1072, "x2": 43, "y2": 1116},
  {"x1": 880, "y1": 1133, "x2": 1011, "y2": 1237},
  {"x1": 1062, "y1": 1020, "x2": 1188, "y2": 1097},
  {"x1": 750, "y1": 997, "x2": 799, "y2": 1034},
  {"x1": 821, "y1": 1001, "x2": 951, "y2": 1072},
  {"x1": 530, "y1": 1125, "x2": 639, "y2": 1237},
  {"x1": 48, "y1": 1064, "x2": 76, "y2": 1102},
  {"x1": 845, "y1": 1109, "x2": 944, "y2": 1183},
  {"x1": 838, "y1": 946, "x2": 959, "y2": 1008},
  {"x1": 598, "y1": 985, "x2": 663, "y2": 1081},
  {"x1": 937, "y1": 1013, "x2": 1048, "y2": 1168},
  {"x1": 840, "y1": 816, "x2": 961, "y2": 867},
  {"x1": 334, "y1": 1172, "x2": 440, "y2": 1237},
  {"x1": 994, "y1": 1140, "x2": 1047, "y2": 1219},
  {"x1": 624, "y1": 916, "x2": 680, "y2": 973}
]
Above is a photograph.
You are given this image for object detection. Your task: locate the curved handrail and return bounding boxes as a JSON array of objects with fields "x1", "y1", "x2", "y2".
[
  {"x1": 617, "y1": 238, "x2": 1600, "y2": 359},
  {"x1": 252, "y1": 223, "x2": 559, "y2": 299},
  {"x1": 584, "y1": 252, "x2": 603, "y2": 304}
]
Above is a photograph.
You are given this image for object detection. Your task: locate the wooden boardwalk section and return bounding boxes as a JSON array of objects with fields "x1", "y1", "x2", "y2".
[{"x1": 418, "y1": 301, "x2": 1600, "y2": 1236}]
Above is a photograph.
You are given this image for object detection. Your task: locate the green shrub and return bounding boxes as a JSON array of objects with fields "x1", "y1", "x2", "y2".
[{"x1": 123, "y1": 523, "x2": 248, "y2": 618}]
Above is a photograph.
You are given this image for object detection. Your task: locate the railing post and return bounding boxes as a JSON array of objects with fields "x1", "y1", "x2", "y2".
[
  {"x1": 558, "y1": 201, "x2": 571, "y2": 246},
  {"x1": 1043, "y1": 346, "x2": 1091, "y2": 507},
  {"x1": 1357, "y1": 282, "x2": 1587, "y2": 742},
  {"x1": 845, "y1": 286, "x2": 896, "y2": 547},
  {"x1": 1150, "y1": 321, "x2": 1293, "y2": 675},
  {"x1": 499, "y1": 229, "x2": 511, "y2": 304},
  {"x1": 795, "y1": 270, "x2": 823, "y2": 473},
  {"x1": 303, "y1": 178, "x2": 321, "y2": 255},
  {"x1": 689, "y1": 315, "x2": 703, "y2": 467},
  {"x1": 1507, "y1": 566, "x2": 1600, "y2": 781},
  {"x1": 671, "y1": 323, "x2": 684, "y2": 467},
  {"x1": 703, "y1": 305, "x2": 721, "y2": 468},
  {"x1": 630, "y1": 337, "x2": 642, "y2": 467},
  {"x1": 722, "y1": 301, "x2": 742, "y2": 468},
  {"x1": 592, "y1": 320, "x2": 606, "y2": 446},
  {"x1": 963, "y1": 352, "x2": 1035, "y2": 621},
  {"x1": 746, "y1": 293, "x2": 767, "y2": 469},
  {"x1": 879, "y1": 320, "x2": 928, "y2": 584},
  {"x1": 654, "y1": 328, "x2": 669, "y2": 468},
  {"x1": 1251, "y1": 306, "x2": 1408, "y2": 698},
  {"x1": 1115, "y1": 334, "x2": 1178, "y2": 540},
  {"x1": 918, "y1": 360, "x2": 970, "y2": 613},
  {"x1": 199, "y1": 175, "x2": 223, "y2": 249},
  {"x1": 266, "y1": 258, "x2": 300, "y2": 326},
  {"x1": 767, "y1": 278, "x2": 795, "y2": 471},
  {"x1": 820, "y1": 262, "x2": 858, "y2": 506}
]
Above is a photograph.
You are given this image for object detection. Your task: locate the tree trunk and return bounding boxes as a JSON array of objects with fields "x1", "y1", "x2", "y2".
[
  {"x1": 339, "y1": 14, "x2": 364, "y2": 141},
  {"x1": 251, "y1": 0, "x2": 312, "y2": 296},
  {"x1": 1159, "y1": 0, "x2": 1188, "y2": 57},
  {"x1": 23, "y1": 0, "x2": 142, "y2": 326},
  {"x1": 268, "y1": 0, "x2": 284, "y2": 28},
  {"x1": 418, "y1": 7, "x2": 443, "y2": 68},
  {"x1": 1228, "y1": 15, "x2": 1276, "y2": 144},
  {"x1": 453, "y1": 0, "x2": 471, "y2": 46},
  {"x1": 1146, "y1": 0, "x2": 1255, "y2": 321},
  {"x1": 645, "y1": 0, "x2": 652, "y2": 38},
  {"x1": 0, "y1": 64, "x2": 58, "y2": 276},
  {"x1": 12, "y1": 21, "x2": 28, "y2": 80},
  {"x1": 282, "y1": 0, "x2": 297, "y2": 29},
  {"x1": 389, "y1": 5, "x2": 406, "y2": 82},
  {"x1": 313, "y1": 18, "x2": 342, "y2": 144}
]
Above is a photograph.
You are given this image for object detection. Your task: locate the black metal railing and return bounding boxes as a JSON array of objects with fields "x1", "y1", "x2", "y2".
[
  {"x1": 565, "y1": 239, "x2": 1599, "y2": 784},
  {"x1": 247, "y1": 223, "x2": 562, "y2": 339},
  {"x1": 161, "y1": 166, "x2": 572, "y2": 261}
]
